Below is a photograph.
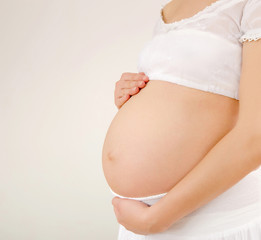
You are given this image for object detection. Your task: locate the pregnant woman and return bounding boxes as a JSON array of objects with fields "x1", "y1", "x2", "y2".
[{"x1": 102, "y1": 0, "x2": 261, "y2": 239}]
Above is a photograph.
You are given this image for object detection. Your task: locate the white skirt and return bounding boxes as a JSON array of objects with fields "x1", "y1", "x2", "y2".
[{"x1": 109, "y1": 166, "x2": 261, "y2": 240}]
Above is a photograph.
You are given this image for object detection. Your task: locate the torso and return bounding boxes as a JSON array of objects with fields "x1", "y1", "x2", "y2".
[
  {"x1": 102, "y1": 0, "x2": 240, "y2": 198},
  {"x1": 162, "y1": 0, "x2": 221, "y2": 24}
]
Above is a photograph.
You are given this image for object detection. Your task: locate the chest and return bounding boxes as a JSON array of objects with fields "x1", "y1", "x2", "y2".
[{"x1": 161, "y1": 0, "x2": 224, "y2": 25}]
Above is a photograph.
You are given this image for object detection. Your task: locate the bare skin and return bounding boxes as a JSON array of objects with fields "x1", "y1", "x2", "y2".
[
  {"x1": 114, "y1": 72, "x2": 150, "y2": 110},
  {"x1": 162, "y1": 0, "x2": 222, "y2": 24},
  {"x1": 102, "y1": 0, "x2": 240, "y2": 198}
]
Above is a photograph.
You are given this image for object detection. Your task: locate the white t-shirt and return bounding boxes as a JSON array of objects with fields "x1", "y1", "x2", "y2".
[{"x1": 137, "y1": 0, "x2": 261, "y2": 100}]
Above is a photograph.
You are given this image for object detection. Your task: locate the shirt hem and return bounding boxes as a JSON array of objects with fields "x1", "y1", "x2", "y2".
[{"x1": 146, "y1": 72, "x2": 239, "y2": 100}]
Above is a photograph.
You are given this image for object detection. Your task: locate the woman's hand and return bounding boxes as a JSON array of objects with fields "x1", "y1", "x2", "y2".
[
  {"x1": 114, "y1": 72, "x2": 149, "y2": 110},
  {"x1": 111, "y1": 197, "x2": 166, "y2": 235}
]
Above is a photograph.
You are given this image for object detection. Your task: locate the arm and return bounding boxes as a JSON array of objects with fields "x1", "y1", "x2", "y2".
[
  {"x1": 148, "y1": 125, "x2": 261, "y2": 233},
  {"x1": 147, "y1": 40, "x2": 261, "y2": 233},
  {"x1": 111, "y1": 36, "x2": 261, "y2": 237}
]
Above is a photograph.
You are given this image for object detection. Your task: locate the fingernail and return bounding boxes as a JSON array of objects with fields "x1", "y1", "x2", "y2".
[{"x1": 143, "y1": 76, "x2": 148, "y2": 80}]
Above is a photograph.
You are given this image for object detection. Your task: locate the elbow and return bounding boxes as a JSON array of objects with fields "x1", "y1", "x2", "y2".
[
  {"x1": 233, "y1": 123, "x2": 261, "y2": 166},
  {"x1": 248, "y1": 134, "x2": 261, "y2": 167},
  {"x1": 251, "y1": 134, "x2": 261, "y2": 166}
]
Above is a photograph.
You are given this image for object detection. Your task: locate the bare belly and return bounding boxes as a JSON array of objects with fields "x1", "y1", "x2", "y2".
[{"x1": 102, "y1": 80, "x2": 239, "y2": 198}]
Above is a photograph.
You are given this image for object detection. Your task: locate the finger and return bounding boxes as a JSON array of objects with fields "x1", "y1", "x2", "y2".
[
  {"x1": 116, "y1": 94, "x2": 131, "y2": 109},
  {"x1": 120, "y1": 80, "x2": 145, "y2": 90},
  {"x1": 140, "y1": 74, "x2": 150, "y2": 82},
  {"x1": 118, "y1": 86, "x2": 139, "y2": 98},
  {"x1": 112, "y1": 197, "x2": 120, "y2": 206},
  {"x1": 125, "y1": 79, "x2": 148, "y2": 90},
  {"x1": 127, "y1": 86, "x2": 140, "y2": 96},
  {"x1": 112, "y1": 204, "x2": 121, "y2": 224},
  {"x1": 138, "y1": 72, "x2": 147, "y2": 76},
  {"x1": 117, "y1": 74, "x2": 149, "y2": 90},
  {"x1": 121, "y1": 72, "x2": 149, "y2": 84},
  {"x1": 137, "y1": 81, "x2": 146, "y2": 88}
]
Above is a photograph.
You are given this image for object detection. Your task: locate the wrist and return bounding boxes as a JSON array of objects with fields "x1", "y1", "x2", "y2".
[{"x1": 145, "y1": 203, "x2": 171, "y2": 234}]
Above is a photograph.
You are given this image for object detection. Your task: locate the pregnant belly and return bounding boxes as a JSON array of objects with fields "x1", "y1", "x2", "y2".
[{"x1": 102, "y1": 80, "x2": 239, "y2": 198}]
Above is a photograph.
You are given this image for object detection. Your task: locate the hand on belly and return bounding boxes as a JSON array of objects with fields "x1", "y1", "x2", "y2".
[{"x1": 102, "y1": 80, "x2": 239, "y2": 198}]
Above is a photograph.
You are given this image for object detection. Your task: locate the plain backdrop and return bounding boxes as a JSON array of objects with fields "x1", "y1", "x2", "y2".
[{"x1": 0, "y1": 0, "x2": 163, "y2": 239}]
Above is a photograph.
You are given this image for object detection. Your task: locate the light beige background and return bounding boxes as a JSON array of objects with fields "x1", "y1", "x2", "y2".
[{"x1": 0, "y1": 0, "x2": 162, "y2": 239}]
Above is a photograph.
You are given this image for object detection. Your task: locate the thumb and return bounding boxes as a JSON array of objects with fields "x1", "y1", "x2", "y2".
[{"x1": 112, "y1": 197, "x2": 121, "y2": 206}]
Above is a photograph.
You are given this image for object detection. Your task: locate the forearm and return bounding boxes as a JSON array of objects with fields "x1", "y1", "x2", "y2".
[{"x1": 148, "y1": 126, "x2": 261, "y2": 233}]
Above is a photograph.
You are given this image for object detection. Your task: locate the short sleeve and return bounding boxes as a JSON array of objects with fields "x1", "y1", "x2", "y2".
[{"x1": 239, "y1": 0, "x2": 261, "y2": 43}]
